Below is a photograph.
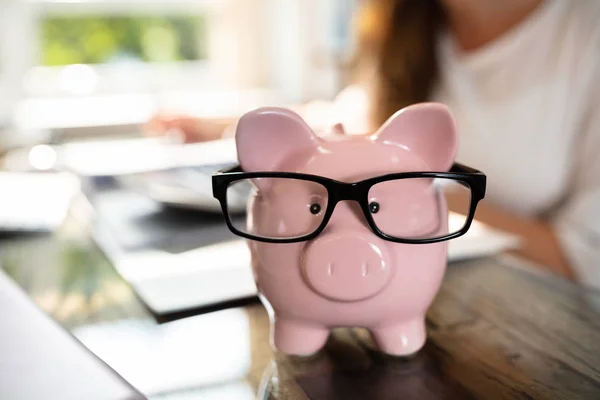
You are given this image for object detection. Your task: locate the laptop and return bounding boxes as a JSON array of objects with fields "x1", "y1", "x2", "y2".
[{"x1": 0, "y1": 269, "x2": 146, "y2": 400}]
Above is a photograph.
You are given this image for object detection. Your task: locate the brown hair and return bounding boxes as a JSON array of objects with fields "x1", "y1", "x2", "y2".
[{"x1": 351, "y1": 0, "x2": 445, "y2": 129}]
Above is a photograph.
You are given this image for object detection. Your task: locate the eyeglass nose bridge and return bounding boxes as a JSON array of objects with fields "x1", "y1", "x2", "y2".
[
  {"x1": 325, "y1": 182, "x2": 370, "y2": 224},
  {"x1": 322, "y1": 183, "x2": 371, "y2": 233},
  {"x1": 333, "y1": 181, "x2": 363, "y2": 202}
]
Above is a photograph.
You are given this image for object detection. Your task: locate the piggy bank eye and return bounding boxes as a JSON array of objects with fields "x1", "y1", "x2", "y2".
[
  {"x1": 369, "y1": 201, "x2": 380, "y2": 214},
  {"x1": 309, "y1": 203, "x2": 322, "y2": 215}
]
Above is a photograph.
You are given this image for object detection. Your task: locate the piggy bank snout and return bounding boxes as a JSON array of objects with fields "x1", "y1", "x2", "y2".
[{"x1": 302, "y1": 233, "x2": 392, "y2": 302}]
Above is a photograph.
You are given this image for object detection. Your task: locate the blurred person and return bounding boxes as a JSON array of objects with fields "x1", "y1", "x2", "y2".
[{"x1": 144, "y1": 0, "x2": 600, "y2": 289}]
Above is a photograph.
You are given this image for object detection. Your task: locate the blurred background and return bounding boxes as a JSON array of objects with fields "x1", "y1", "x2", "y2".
[
  {"x1": 0, "y1": 3, "x2": 363, "y2": 396},
  {"x1": 0, "y1": 0, "x2": 359, "y2": 148}
]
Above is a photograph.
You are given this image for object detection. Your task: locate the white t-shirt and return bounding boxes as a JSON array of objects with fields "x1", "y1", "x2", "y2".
[
  {"x1": 431, "y1": 0, "x2": 600, "y2": 289},
  {"x1": 327, "y1": 0, "x2": 600, "y2": 289}
]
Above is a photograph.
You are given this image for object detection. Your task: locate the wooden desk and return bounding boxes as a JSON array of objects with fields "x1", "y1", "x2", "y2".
[{"x1": 1, "y1": 206, "x2": 599, "y2": 399}]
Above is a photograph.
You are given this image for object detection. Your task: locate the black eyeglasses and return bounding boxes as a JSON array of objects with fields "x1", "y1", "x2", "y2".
[{"x1": 212, "y1": 163, "x2": 486, "y2": 244}]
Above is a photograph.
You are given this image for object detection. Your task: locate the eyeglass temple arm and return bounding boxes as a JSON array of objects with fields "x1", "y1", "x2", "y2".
[
  {"x1": 450, "y1": 162, "x2": 487, "y2": 200},
  {"x1": 450, "y1": 162, "x2": 483, "y2": 175},
  {"x1": 216, "y1": 164, "x2": 244, "y2": 174}
]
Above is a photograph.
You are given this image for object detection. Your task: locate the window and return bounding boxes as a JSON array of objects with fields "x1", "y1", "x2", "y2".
[
  {"x1": 0, "y1": 0, "x2": 357, "y2": 136},
  {"x1": 20, "y1": 1, "x2": 215, "y2": 99},
  {"x1": 41, "y1": 15, "x2": 207, "y2": 66}
]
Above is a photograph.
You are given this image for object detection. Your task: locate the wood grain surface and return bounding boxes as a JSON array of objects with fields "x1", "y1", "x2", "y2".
[{"x1": 1, "y1": 216, "x2": 599, "y2": 399}]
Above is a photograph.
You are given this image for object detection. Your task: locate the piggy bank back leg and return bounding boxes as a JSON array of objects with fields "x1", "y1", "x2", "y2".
[
  {"x1": 273, "y1": 319, "x2": 329, "y2": 356},
  {"x1": 370, "y1": 317, "x2": 426, "y2": 357}
]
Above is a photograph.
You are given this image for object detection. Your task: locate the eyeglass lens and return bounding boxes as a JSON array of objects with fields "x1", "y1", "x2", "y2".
[
  {"x1": 367, "y1": 177, "x2": 471, "y2": 240},
  {"x1": 227, "y1": 177, "x2": 329, "y2": 240}
]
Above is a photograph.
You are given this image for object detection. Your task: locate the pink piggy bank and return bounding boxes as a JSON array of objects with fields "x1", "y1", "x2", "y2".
[{"x1": 212, "y1": 102, "x2": 486, "y2": 357}]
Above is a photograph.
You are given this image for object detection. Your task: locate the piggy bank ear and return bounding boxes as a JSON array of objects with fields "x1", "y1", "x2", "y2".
[
  {"x1": 235, "y1": 107, "x2": 319, "y2": 172},
  {"x1": 372, "y1": 103, "x2": 458, "y2": 171}
]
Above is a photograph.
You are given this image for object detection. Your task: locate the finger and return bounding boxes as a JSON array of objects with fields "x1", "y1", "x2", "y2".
[{"x1": 143, "y1": 114, "x2": 169, "y2": 134}]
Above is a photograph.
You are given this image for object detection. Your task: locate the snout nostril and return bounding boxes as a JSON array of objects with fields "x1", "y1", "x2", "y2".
[{"x1": 327, "y1": 261, "x2": 372, "y2": 276}]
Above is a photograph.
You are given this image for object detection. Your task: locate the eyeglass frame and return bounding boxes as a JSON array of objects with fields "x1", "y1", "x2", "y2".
[{"x1": 212, "y1": 162, "x2": 486, "y2": 244}]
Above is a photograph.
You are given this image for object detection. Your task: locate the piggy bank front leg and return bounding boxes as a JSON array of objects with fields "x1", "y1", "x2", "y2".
[
  {"x1": 371, "y1": 317, "x2": 426, "y2": 357},
  {"x1": 273, "y1": 319, "x2": 329, "y2": 356}
]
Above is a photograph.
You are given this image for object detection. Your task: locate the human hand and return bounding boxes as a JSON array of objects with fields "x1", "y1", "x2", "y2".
[{"x1": 143, "y1": 113, "x2": 228, "y2": 143}]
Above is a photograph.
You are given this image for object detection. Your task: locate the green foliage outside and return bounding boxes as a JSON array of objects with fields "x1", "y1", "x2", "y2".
[{"x1": 41, "y1": 15, "x2": 207, "y2": 66}]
